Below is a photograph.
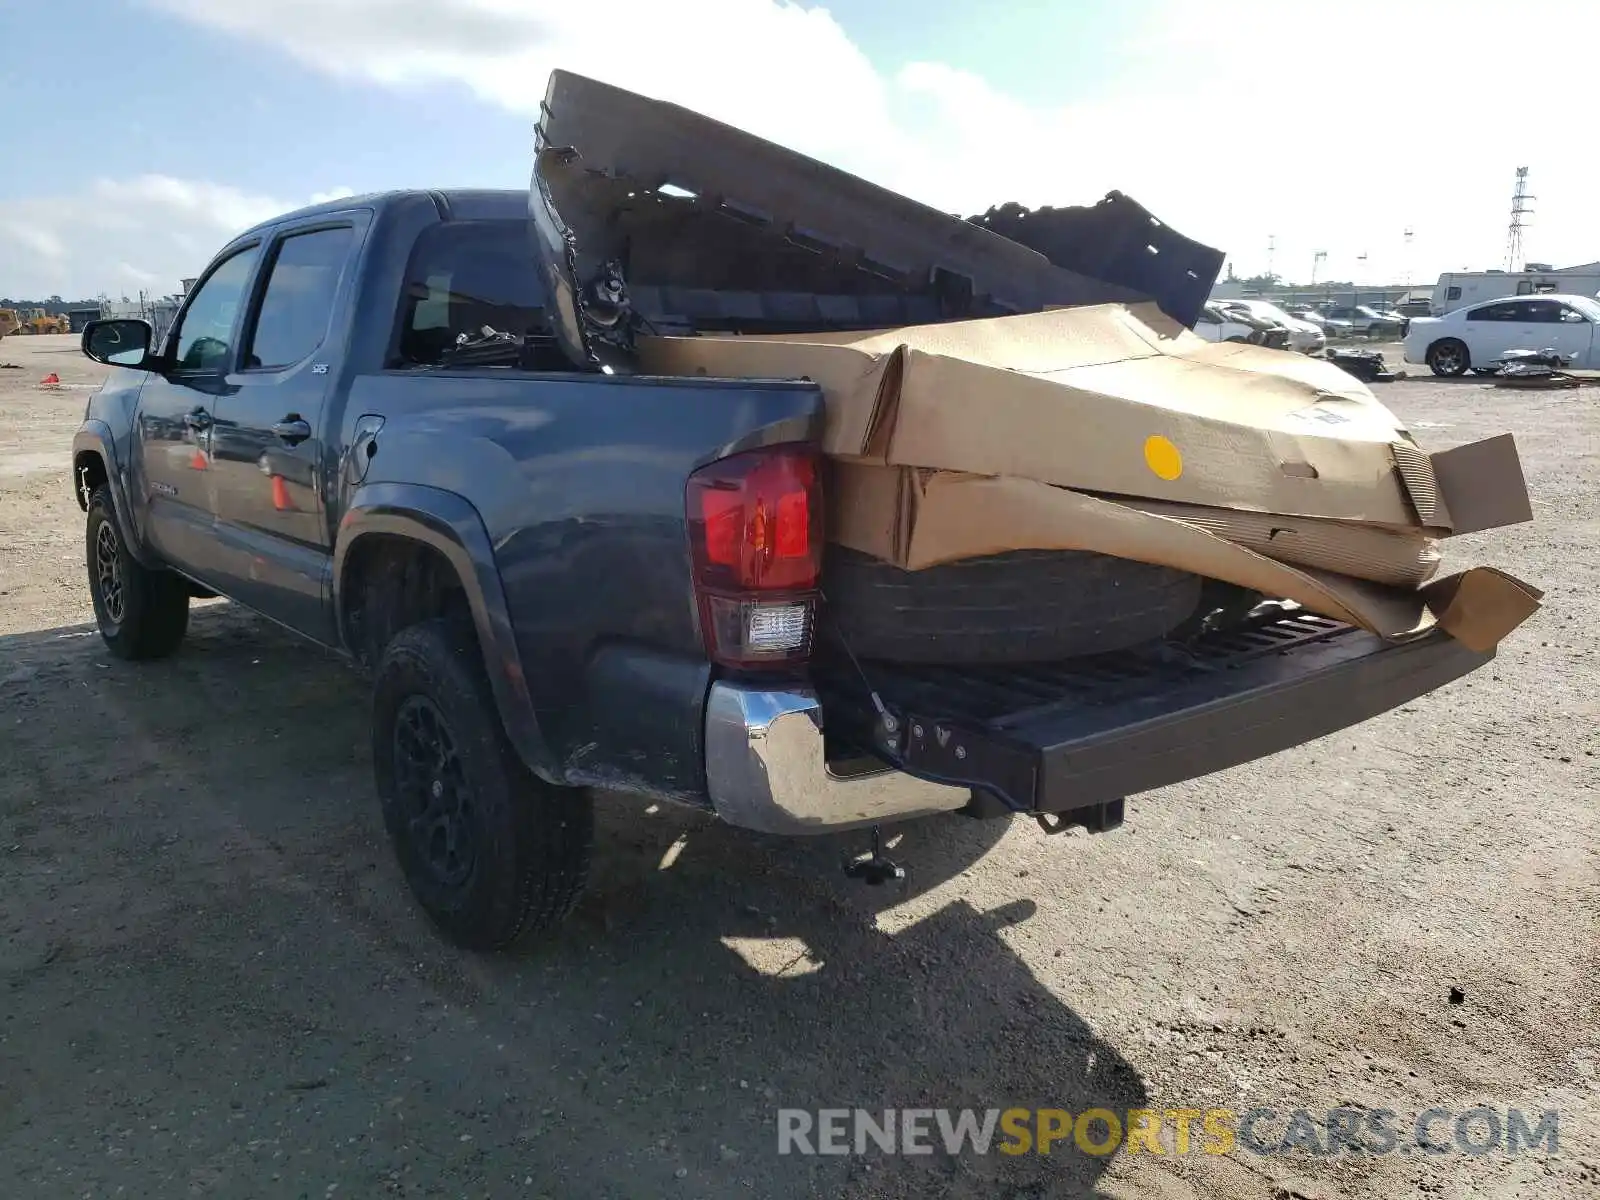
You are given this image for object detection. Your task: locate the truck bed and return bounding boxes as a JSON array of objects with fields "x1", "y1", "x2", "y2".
[{"x1": 816, "y1": 612, "x2": 1492, "y2": 818}]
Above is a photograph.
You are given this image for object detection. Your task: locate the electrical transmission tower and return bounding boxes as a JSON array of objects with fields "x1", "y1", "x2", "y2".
[{"x1": 1505, "y1": 167, "x2": 1534, "y2": 272}]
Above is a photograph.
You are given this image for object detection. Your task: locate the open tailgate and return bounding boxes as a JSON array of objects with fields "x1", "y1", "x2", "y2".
[{"x1": 816, "y1": 613, "x2": 1492, "y2": 817}]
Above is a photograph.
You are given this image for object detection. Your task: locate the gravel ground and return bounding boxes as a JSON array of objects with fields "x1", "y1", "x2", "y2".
[{"x1": 0, "y1": 333, "x2": 1595, "y2": 1199}]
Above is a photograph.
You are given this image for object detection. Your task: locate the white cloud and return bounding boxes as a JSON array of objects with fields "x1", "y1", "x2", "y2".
[
  {"x1": 19, "y1": 0, "x2": 1600, "y2": 297},
  {"x1": 146, "y1": 0, "x2": 900, "y2": 168},
  {"x1": 142, "y1": 0, "x2": 1600, "y2": 287},
  {"x1": 0, "y1": 220, "x2": 67, "y2": 261},
  {"x1": 117, "y1": 262, "x2": 161, "y2": 286},
  {"x1": 0, "y1": 175, "x2": 326, "y2": 299}
]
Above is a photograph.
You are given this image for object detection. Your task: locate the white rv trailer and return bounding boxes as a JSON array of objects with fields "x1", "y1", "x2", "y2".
[{"x1": 1432, "y1": 266, "x2": 1600, "y2": 315}]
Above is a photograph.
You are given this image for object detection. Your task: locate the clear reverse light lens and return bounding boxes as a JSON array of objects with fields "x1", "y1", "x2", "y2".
[{"x1": 746, "y1": 603, "x2": 809, "y2": 652}]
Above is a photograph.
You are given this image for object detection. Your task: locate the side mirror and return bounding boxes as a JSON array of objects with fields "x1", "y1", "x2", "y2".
[{"x1": 82, "y1": 319, "x2": 159, "y2": 370}]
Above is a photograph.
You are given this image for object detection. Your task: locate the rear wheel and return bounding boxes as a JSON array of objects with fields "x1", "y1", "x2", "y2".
[
  {"x1": 372, "y1": 618, "x2": 593, "y2": 950},
  {"x1": 85, "y1": 486, "x2": 189, "y2": 660},
  {"x1": 1427, "y1": 338, "x2": 1471, "y2": 377}
]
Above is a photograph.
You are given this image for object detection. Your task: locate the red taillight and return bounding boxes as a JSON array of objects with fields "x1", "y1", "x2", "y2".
[{"x1": 687, "y1": 445, "x2": 821, "y2": 669}]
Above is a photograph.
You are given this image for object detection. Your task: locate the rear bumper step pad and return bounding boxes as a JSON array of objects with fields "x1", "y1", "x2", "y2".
[{"x1": 819, "y1": 615, "x2": 1491, "y2": 817}]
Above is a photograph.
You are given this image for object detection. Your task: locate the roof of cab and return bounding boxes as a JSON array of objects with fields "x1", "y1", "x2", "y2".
[{"x1": 236, "y1": 188, "x2": 528, "y2": 240}]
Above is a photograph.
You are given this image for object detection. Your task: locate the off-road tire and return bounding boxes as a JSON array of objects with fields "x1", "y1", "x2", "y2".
[
  {"x1": 372, "y1": 618, "x2": 593, "y2": 951},
  {"x1": 85, "y1": 486, "x2": 189, "y2": 660},
  {"x1": 1427, "y1": 338, "x2": 1471, "y2": 377},
  {"x1": 823, "y1": 547, "x2": 1203, "y2": 664}
]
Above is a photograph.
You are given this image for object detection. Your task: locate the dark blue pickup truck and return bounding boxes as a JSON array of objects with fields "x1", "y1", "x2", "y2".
[{"x1": 70, "y1": 72, "x2": 1493, "y2": 951}]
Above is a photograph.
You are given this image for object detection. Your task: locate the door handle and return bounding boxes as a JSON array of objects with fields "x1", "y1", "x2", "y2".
[
  {"x1": 184, "y1": 408, "x2": 212, "y2": 431},
  {"x1": 271, "y1": 418, "x2": 312, "y2": 445}
]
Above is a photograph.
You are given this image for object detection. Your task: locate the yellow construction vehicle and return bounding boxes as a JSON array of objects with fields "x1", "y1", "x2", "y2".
[
  {"x1": 0, "y1": 309, "x2": 20, "y2": 339},
  {"x1": 9, "y1": 308, "x2": 70, "y2": 335}
]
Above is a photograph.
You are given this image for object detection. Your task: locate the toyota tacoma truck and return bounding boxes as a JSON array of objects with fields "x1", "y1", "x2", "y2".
[{"x1": 72, "y1": 72, "x2": 1499, "y2": 951}]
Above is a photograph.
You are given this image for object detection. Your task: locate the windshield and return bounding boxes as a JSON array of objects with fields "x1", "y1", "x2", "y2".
[{"x1": 1247, "y1": 301, "x2": 1295, "y2": 323}]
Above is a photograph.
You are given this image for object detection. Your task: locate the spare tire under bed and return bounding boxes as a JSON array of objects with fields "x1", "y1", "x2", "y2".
[{"x1": 820, "y1": 547, "x2": 1205, "y2": 666}]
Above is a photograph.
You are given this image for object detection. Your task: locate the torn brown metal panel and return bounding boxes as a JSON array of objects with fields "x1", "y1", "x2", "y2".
[{"x1": 534, "y1": 70, "x2": 1142, "y2": 317}]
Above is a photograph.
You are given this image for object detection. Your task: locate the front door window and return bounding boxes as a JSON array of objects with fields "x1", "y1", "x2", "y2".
[{"x1": 171, "y1": 247, "x2": 260, "y2": 371}]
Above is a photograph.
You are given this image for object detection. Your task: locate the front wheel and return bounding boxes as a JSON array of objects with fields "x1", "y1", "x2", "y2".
[
  {"x1": 1426, "y1": 338, "x2": 1471, "y2": 377},
  {"x1": 372, "y1": 618, "x2": 593, "y2": 951},
  {"x1": 85, "y1": 486, "x2": 189, "y2": 660}
]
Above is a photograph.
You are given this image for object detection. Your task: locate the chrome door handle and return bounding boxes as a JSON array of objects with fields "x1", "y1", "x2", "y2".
[{"x1": 271, "y1": 418, "x2": 312, "y2": 445}]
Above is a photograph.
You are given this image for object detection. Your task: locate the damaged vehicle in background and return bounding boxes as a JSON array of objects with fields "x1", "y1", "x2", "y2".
[
  {"x1": 1193, "y1": 301, "x2": 1269, "y2": 344},
  {"x1": 70, "y1": 69, "x2": 1539, "y2": 953},
  {"x1": 1217, "y1": 298, "x2": 1326, "y2": 354},
  {"x1": 1217, "y1": 302, "x2": 1292, "y2": 349}
]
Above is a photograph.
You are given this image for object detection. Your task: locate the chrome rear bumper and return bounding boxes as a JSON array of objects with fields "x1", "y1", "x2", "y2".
[{"x1": 703, "y1": 682, "x2": 970, "y2": 835}]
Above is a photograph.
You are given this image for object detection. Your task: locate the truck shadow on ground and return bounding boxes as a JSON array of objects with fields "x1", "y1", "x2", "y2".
[{"x1": 0, "y1": 604, "x2": 1147, "y2": 1198}]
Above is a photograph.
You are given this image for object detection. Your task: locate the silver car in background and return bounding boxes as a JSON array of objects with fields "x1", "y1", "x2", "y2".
[{"x1": 1219, "y1": 299, "x2": 1326, "y2": 354}]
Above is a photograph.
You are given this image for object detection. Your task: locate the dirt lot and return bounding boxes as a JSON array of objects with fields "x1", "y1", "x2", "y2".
[{"x1": 0, "y1": 332, "x2": 1595, "y2": 1199}]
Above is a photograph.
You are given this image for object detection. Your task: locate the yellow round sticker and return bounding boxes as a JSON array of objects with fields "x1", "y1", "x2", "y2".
[{"x1": 1144, "y1": 435, "x2": 1183, "y2": 481}]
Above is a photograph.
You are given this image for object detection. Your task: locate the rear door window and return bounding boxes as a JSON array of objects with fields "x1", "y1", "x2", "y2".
[
  {"x1": 393, "y1": 220, "x2": 566, "y2": 368},
  {"x1": 244, "y1": 227, "x2": 356, "y2": 370},
  {"x1": 1521, "y1": 300, "x2": 1565, "y2": 324},
  {"x1": 1467, "y1": 302, "x2": 1519, "y2": 322}
]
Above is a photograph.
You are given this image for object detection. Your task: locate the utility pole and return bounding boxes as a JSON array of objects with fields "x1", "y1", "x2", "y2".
[
  {"x1": 1403, "y1": 227, "x2": 1415, "y2": 289},
  {"x1": 1267, "y1": 233, "x2": 1277, "y2": 281},
  {"x1": 1311, "y1": 250, "x2": 1327, "y2": 286},
  {"x1": 1505, "y1": 167, "x2": 1533, "y2": 272}
]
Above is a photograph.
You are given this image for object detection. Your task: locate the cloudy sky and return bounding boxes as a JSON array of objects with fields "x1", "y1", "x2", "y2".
[{"x1": 2, "y1": 0, "x2": 1596, "y2": 300}]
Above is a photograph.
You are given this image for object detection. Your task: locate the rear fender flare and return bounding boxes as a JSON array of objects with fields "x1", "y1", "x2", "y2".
[{"x1": 333, "y1": 482, "x2": 559, "y2": 783}]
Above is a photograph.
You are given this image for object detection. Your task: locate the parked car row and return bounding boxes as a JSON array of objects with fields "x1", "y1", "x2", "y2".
[
  {"x1": 1195, "y1": 299, "x2": 1325, "y2": 354},
  {"x1": 1198, "y1": 299, "x2": 1412, "y2": 351},
  {"x1": 1218, "y1": 299, "x2": 1326, "y2": 354},
  {"x1": 1204, "y1": 291, "x2": 1596, "y2": 377},
  {"x1": 1194, "y1": 301, "x2": 1292, "y2": 349}
]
